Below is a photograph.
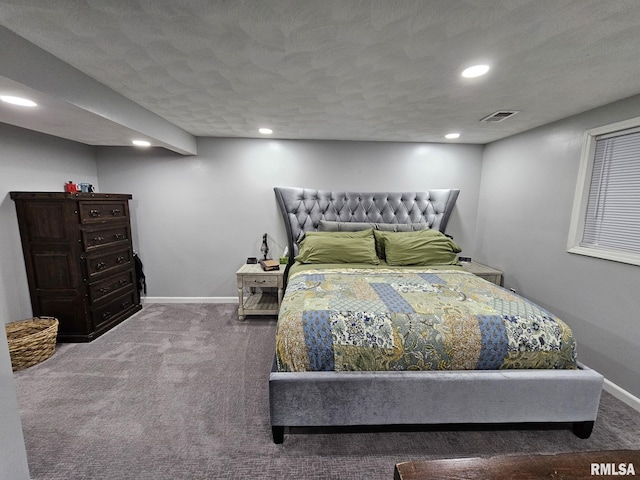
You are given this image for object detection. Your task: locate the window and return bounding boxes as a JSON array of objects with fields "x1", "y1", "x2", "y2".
[{"x1": 568, "y1": 118, "x2": 640, "y2": 266}]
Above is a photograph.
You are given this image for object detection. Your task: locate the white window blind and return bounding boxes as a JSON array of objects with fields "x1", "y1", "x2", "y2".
[{"x1": 581, "y1": 128, "x2": 640, "y2": 254}]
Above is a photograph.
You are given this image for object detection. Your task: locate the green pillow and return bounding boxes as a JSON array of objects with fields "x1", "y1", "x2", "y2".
[
  {"x1": 383, "y1": 231, "x2": 462, "y2": 266},
  {"x1": 295, "y1": 233, "x2": 379, "y2": 264},
  {"x1": 373, "y1": 229, "x2": 441, "y2": 259}
]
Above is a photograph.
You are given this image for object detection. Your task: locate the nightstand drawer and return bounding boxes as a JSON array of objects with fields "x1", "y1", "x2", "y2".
[
  {"x1": 477, "y1": 273, "x2": 502, "y2": 285},
  {"x1": 242, "y1": 275, "x2": 279, "y2": 288}
]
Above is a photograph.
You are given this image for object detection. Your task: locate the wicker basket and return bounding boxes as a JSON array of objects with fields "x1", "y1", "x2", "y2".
[{"x1": 5, "y1": 317, "x2": 58, "y2": 372}]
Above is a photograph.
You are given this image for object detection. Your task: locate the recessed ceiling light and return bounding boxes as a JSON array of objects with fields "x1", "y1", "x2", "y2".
[
  {"x1": 461, "y1": 65, "x2": 490, "y2": 78},
  {"x1": 258, "y1": 128, "x2": 273, "y2": 135},
  {"x1": 445, "y1": 133, "x2": 461, "y2": 139},
  {"x1": 0, "y1": 95, "x2": 37, "y2": 107},
  {"x1": 132, "y1": 140, "x2": 151, "y2": 147}
]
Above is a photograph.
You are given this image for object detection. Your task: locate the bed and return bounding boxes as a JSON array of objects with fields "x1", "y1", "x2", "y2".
[{"x1": 269, "y1": 186, "x2": 603, "y2": 444}]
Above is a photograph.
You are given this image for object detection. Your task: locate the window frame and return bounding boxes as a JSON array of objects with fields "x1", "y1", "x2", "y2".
[{"x1": 567, "y1": 117, "x2": 640, "y2": 267}]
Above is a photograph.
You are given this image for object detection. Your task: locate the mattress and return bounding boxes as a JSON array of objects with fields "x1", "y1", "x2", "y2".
[{"x1": 275, "y1": 266, "x2": 577, "y2": 372}]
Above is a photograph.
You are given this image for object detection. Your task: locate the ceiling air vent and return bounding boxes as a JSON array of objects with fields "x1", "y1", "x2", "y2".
[{"x1": 480, "y1": 110, "x2": 520, "y2": 123}]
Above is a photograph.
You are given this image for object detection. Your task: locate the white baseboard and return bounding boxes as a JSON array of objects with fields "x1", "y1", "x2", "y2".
[
  {"x1": 142, "y1": 297, "x2": 238, "y2": 304},
  {"x1": 603, "y1": 378, "x2": 640, "y2": 413}
]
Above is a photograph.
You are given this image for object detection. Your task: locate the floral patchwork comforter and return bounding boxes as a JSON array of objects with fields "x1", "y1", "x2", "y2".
[{"x1": 275, "y1": 267, "x2": 577, "y2": 372}]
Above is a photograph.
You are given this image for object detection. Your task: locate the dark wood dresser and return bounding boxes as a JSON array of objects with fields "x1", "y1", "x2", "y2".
[{"x1": 10, "y1": 192, "x2": 142, "y2": 342}]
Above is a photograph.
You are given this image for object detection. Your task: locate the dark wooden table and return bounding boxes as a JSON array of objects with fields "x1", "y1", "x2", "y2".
[{"x1": 395, "y1": 450, "x2": 640, "y2": 479}]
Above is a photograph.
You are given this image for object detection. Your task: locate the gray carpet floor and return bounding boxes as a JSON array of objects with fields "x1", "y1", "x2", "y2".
[{"x1": 14, "y1": 303, "x2": 640, "y2": 479}]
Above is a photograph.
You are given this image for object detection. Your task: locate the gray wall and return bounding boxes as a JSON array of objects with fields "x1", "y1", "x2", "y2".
[
  {"x1": 0, "y1": 124, "x2": 98, "y2": 322},
  {"x1": 0, "y1": 123, "x2": 97, "y2": 480},
  {"x1": 476, "y1": 95, "x2": 640, "y2": 399},
  {"x1": 96, "y1": 138, "x2": 483, "y2": 298}
]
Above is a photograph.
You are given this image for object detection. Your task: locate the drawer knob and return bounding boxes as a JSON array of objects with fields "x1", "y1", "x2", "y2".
[
  {"x1": 92, "y1": 236, "x2": 105, "y2": 242},
  {"x1": 96, "y1": 261, "x2": 108, "y2": 271},
  {"x1": 99, "y1": 287, "x2": 110, "y2": 294},
  {"x1": 90, "y1": 209, "x2": 101, "y2": 217},
  {"x1": 121, "y1": 301, "x2": 130, "y2": 309},
  {"x1": 116, "y1": 256, "x2": 126, "y2": 264},
  {"x1": 111, "y1": 208, "x2": 122, "y2": 216},
  {"x1": 102, "y1": 311, "x2": 112, "y2": 320},
  {"x1": 114, "y1": 233, "x2": 125, "y2": 240}
]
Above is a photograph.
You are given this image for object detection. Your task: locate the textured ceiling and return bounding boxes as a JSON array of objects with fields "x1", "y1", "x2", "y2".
[{"x1": 1, "y1": 0, "x2": 640, "y2": 146}]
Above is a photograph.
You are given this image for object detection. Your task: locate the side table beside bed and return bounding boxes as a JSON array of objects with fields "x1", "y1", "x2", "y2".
[
  {"x1": 236, "y1": 263, "x2": 283, "y2": 320},
  {"x1": 461, "y1": 260, "x2": 503, "y2": 286}
]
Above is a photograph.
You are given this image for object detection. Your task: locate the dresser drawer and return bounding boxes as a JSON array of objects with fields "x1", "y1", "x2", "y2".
[
  {"x1": 79, "y1": 201, "x2": 129, "y2": 224},
  {"x1": 242, "y1": 275, "x2": 279, "y2": 288},
  {"x1": 85, "y1": 248, "x2": 132, "y2": 279},
  {"x1": 81, "y1": 225, "x2": 130, "y2": 251},
  {"x1": 91, "y1": 289, "x2": 137, "y2": 329},
  {"x1": 89, "y1": 269, "x2": 135, "y2": 303}
]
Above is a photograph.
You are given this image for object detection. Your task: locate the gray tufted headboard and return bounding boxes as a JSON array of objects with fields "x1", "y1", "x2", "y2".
[{"x1": 274, "y1": 186, "x2": 460, "y2": 276}]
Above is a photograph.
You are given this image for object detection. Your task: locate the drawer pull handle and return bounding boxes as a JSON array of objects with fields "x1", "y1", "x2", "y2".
[
  {"x1": 96, "y1": 262, "x2": 108, "y2": 271},
  {"x1": 116, "y1": 256, "x2": 126, "y2": 264},
  {"x1": 111, "y1": 208, "x2": 122, "y2": 216},
  {"x1": 114, "y1": 233, "x2": 125, "y2": 240},
  {"x1": 102, "y1": 311, "x2": 112, "y2": 320},
  {"x1": 254, "y1": 280, "x2": 266, "y2": 284},
  {"x1": 90, "y1": 209, "x2": 101, "y2": 217},
  {"x1": 99, "y1": 287, "x2": 110, "y2": 294},
  {"x1": 92, "y1": 236, "x2": 105, "y2": 242}
]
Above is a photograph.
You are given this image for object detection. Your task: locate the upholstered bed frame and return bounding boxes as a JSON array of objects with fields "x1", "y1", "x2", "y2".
[
  {"x1": 270, "y1": 186, "x2": 603, "y2": 444},
  {"x1": 275, "y1": 187, "x2": 459, "y2": 285}
]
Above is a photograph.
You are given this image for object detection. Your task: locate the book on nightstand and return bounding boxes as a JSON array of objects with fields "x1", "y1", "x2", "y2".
[{"x1": 259, "y1": 259, "x2": 280, "y2": 271}]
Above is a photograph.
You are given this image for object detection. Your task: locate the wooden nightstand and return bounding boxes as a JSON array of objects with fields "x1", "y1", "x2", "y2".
[
  {"x1": 461, "y1": 261, "x2": 503, "y2": 286},
  {"x1": 236, "y1": 263, "x2": 284, "y2": 320}
]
